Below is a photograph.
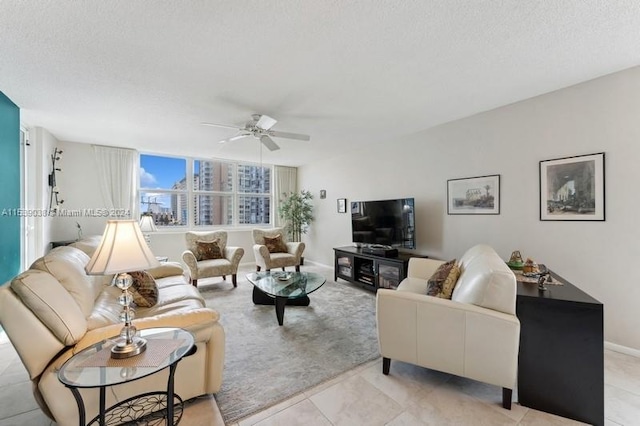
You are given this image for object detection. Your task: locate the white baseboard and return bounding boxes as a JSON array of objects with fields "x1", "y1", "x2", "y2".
[{"x1": 605, "y1": 341, "x2": 640, "y2": 358}]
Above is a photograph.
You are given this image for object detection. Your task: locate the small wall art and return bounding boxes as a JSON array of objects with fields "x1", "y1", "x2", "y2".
[
  {"x1": 540, "y1": 152, "x2": 605, "y2": 221},
  {"x1": 337, "y1": 198, "x2": 347, "y2": 213},
  {"x1": 447, "y1": 174, "x2": 500, "y2": 215}
]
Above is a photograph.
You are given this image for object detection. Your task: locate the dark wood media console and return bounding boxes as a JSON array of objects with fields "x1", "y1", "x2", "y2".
[
  {"x1": 334, "y1": 246, "x2": 424, "y2": 291},
  {"x1": 516, "y1": 272, "x2": 604, "y2": 426}
]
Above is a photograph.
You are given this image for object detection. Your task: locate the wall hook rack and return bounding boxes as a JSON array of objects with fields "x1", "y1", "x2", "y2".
[{"x1": 48, "y1": 147, "x2": 64, "y2": 210}]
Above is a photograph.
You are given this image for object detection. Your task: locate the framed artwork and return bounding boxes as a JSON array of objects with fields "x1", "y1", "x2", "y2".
[
  {"x1": 447, "y1": 174, "x2": 500, "y2": 215},
  {"x1": 337, "y1": 198, "x2": 347, "y2": 213},
  {"x1": 540, "y1": 152, "x2": 605, "y2": 221}
]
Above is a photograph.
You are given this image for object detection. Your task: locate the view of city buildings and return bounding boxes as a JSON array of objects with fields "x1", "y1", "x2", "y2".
[{"x1": 140, "y1": 155, "x2": 271, "y2": 226}]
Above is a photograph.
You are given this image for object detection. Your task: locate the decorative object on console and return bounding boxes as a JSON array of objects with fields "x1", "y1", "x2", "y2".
[
  {"x1": 337, "y1": 198, "x2": 347, "y2": 213},
  {"x1": 507, "y1": 250, "x2": 524, "y2": 270},
  {"x1": 138, "y1": 214, "x2": 157, "y2": 247},
  {"x1": 85, "y1": 220, "x2": 159, "y2": 358},
  {"x1": 447, "y1": 174, "x2": 500, "y2": 215},
  {"x1": 48, "y1": 147, "x2": 64, "y2": 210},
  {"x1": 540, "y1": 152, "x2": 605, "y2": 221},
  {"x1": 278, "y1": 190, "x2": 314, "y2": 242}
]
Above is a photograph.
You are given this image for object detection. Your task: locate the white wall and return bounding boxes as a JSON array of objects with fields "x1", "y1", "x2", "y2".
[
  {"x1": 300, "y1": 66, "x2": 640, "y2": 350},
  {"x1": 27, "y1": 127, "x2": 58, "y2": 260}
]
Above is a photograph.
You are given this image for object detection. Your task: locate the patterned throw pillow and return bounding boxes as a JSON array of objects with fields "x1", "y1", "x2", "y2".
[
  {"x1": 426, "y1": 259, "x2": 456, "y2": 297},
  {"x1": 437, "y1": 263, "x2": 461, "y2": 299},
  {"x1": 128, "y1": 271, "x2": 158, "y2": 308},
  {"x1": 264, "y1": 234, "x2": 288, "y2": 253},
  {"x1": 195, "y1": 239, "x2": 223, "y2": 261}
]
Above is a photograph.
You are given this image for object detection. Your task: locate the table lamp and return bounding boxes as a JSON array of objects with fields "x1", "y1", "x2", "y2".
[
  {"x1": 85, "y1": 220, "x2": 160, "y2": 358},
  {"x1": 138, "y1": 214, "x2": 157, "y2": 247}
]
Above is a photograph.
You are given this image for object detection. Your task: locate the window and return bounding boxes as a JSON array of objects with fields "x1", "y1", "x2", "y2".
[
  {"x1": 139, "y1": 155, "x2": 187, "y2": 226},
  {"x1": 237, "y1": 164, "x2": 271, "y2": 225},
  {"x1": 139, "y1": 154, "x2": 272, "y2": 227}
]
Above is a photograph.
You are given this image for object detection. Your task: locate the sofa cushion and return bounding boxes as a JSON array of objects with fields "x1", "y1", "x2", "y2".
[
  {"x1": 264, "y1": 234, "x2": 288, "y2": 253},
  {"x1": 195, "y1": 239, "x2": 223, "y2": 261},
  {"x1": 10, "y1": 269, "x2": 87, "y2": 346},
  {"x1": 186, "y1": 231, "x2": 228, "y2": 255},
  {"x1": 426, "y1": 259, "x2": 456, "y2": 296},
  {"x1": 129, "y1": 271, "x2": 159, "y2": 308},
  {"x1": 31, "y1": 246, "x2": 105, "y2": 317},
  {"x1": 452, "y1": 245, "x2": 517, "y2": 315},
  {"x1": 252, "y1": 227, "x2": 287, "y2": 246},
  {"x1": 438, "y1": 264, "x2": 461, "y2": 299}
]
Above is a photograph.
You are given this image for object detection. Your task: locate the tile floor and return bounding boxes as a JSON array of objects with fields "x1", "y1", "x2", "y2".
[{"x1": 2, "y1": 329, "x2": 640, "y2": 425}]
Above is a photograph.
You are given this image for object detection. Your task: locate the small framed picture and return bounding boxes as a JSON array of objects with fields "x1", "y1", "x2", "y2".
[
  {"x1": 540, "y1": 152, "x2": 605, "y2": 221},
  {"x1": 447, "y1": 174, "x2": 500, "y2": 215},
  {"x1": 337, "y1": 198, "x2": 347, "y2": 213}
]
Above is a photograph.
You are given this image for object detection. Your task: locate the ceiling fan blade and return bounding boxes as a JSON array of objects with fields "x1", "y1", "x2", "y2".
[
  {"x1": 256, "y1": 114, "x2": 277, "y2": 130},
  {"x1": 219, "y1": 134, "x2": 249, "y2": 144},
  {"x1": 260, "y1": 135, "x2": 280, "y2": 151},
  {"x1": 269, "y1": 130, "x2": 311, "y2": 141},
  {"x1": 201, "y1": 122, "x2": 241, "y2": 130}
]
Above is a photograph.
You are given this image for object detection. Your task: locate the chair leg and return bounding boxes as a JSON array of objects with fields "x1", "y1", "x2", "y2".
[
  {"x1": 256, "y1": 265, "x2": 261, "y2": 272},
  {"x1": 382, "y1": 357, "x2": 390, "y2": 375},
  {"x1": 232, "y1": 274, "x2": 237, "y2": 287},
  {"x1": 282, "y1": 267, "x2": 286, "y2": 271},
  {"x1": 222, "y1": 275, "x2": 226, "y2": 280},
  {"x1": 192, "y1": 279, "x2": 198, "y2": 287},
  {"x1": 295, "y1": 265, "x2": 300, "y2": 272},
  {"x1": 502, "y1": 388, "x2": 512, "y2": 410}
]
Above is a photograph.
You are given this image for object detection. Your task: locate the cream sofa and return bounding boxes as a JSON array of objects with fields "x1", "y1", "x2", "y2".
[
  {"x1": 376, "y1": 244, "x2": 520, "y2": 409},
  {"x1": 0, "y1": 241, "x2": 225, "y2": 425}
]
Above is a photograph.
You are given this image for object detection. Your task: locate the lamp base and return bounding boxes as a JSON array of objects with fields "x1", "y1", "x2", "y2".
[{"x1": 111, "y1": 337, "x2": 147, "y2": 359}]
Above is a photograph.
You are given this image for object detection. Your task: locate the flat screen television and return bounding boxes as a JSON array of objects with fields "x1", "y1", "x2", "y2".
[{"x1": 351, "y1": 198, "x2": 415, "y2": 249}]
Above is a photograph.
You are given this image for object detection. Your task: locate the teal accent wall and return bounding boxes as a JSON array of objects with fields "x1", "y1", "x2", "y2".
[{"x1": 0, "y1": 92, "x2": 20, "y2": 283}]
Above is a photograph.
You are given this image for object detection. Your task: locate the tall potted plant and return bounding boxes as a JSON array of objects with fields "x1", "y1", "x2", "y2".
[{"x1": 278, "y1": 190, "x2": 314, "y2": 243}]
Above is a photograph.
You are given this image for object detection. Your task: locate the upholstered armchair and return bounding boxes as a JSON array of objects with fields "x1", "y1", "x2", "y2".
[
  {"x1": 182, "y1": 231, "x2": 244, "y2": 287},
  {"x1": 252, "y1": 227, "x2": 305, "y2": 272}
]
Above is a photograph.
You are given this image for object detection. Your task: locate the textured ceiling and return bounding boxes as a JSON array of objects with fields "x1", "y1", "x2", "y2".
[{"x1": 2, "y1": 1, "x2": 640, "y2": 166}]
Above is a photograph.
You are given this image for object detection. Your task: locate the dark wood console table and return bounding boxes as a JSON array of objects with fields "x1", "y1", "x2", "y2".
[
  {"x1": 516, "y1": 272, "x2": 603, "y2": 426},
  {"x1": 334, "y1": 246, "x2": 426, "y2": 291}
]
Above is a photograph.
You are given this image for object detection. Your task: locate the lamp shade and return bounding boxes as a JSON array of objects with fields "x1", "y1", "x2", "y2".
[
  {"x1": 139, "y1": 215, "x2": 158, "y2": 233},
  {"x1": 86, "y1": 220, "x2": 159, "y2": 275}
]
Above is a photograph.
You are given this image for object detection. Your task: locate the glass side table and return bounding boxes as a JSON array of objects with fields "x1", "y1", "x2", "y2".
[{"x1": 58, "y1": 327, "x2": 195, "y2": 426}]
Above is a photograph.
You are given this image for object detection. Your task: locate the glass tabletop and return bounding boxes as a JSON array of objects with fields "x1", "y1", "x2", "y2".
[
  {"x1": 58, "y1": 327, "x2": 194, "y2": 388},
  {"x1": 246, "y1": 271, "x2": 326, "y2": 299}
]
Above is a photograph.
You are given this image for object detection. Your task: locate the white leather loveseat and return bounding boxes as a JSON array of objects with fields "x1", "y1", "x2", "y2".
[
  {"x1": 376, "y1": 244, "x2": 520, "y2": 409},
  {"x1": 0, "y1": 242, "x2": 225, "y2": 425}
]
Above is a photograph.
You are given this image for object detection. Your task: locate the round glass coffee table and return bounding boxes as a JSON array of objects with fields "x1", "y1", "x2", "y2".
[
  {"x1": 247, "y1": 271, "x2": 326, "y2": 326},
  {"x1": 58, "y1": 327, "x2": 194, "y2": 426}
]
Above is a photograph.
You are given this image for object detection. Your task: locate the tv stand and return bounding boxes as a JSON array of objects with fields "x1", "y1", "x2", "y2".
[{"x1": 333, "y1": 246, "x2": 425, "y2": 291}]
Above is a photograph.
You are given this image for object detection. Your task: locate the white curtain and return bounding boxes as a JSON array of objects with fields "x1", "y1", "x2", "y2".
[
  {"x1": 273, "y1": 165, "x2": 297, "y2": 227},
  {"x1": 93, "y1": 145, "x2": 137, "y2": 218}
]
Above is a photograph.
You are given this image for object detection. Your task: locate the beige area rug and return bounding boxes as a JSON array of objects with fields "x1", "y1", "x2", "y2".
[{"x1": 198, "y1": 265, "x2": 380, "y2": 424}]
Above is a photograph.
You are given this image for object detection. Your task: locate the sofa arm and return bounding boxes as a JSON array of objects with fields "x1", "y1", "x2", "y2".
[
  {"x1": 182, "y1": 250, "x2": 198, "y2": 280},
  {"x1": 286, "y1": 242, "x2": 305, "y2": 260},
  {"x1": 376, "y1": 289, "x2": 520, "y2": 389},
  {"x1": 407, "y1": 258, "x2": 445, "y2": 279},
  {"x1": 74, "y1": 307, "x2": 220, "y2": 353},
  {"x1": 253, "y1": 244, "x2": 271, "y2": 260},
  {"x1": 224, "y1": 246, "x2": 245, "y2": 268}
]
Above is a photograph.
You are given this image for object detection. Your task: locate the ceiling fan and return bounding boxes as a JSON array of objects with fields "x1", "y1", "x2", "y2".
[{"x1": 201, "y1": 114, "x2": 311, "y2": 151}]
